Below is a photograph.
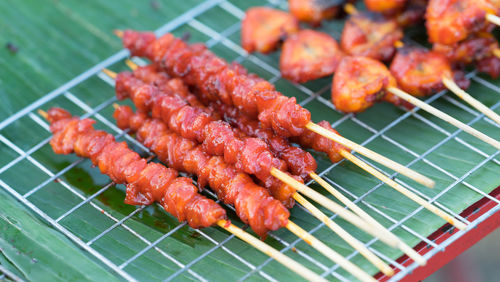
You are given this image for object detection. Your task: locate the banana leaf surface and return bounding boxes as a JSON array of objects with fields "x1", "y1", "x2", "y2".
[{"x1": 0, "y1": 0, "x2": 499, "y2": 281}]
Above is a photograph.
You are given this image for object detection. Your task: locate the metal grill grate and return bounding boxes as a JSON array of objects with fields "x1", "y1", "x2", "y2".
[{"x1": 0, "y1": 0, "x2": 499, "y2": 281}]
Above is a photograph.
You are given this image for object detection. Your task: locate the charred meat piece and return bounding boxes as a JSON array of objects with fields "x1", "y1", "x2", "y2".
[
  {"x1": 288, "y1": 0, "x2": 340, "y2": 25},
  {"x1": 426, "y1": 0, "x2": 499, "y2": 45},
  {"x1": 280, "y1": 30, "x2": 343, "y2": 83},
  {"x1": 340, "y1": 11, "x2": 403, "y2": 61},
  {"x1": 332, "y1": 56, "x2": 404, "y2": 113},
  {"x1": 241, "y1": 7, "x2": 299, "y2": 53}
]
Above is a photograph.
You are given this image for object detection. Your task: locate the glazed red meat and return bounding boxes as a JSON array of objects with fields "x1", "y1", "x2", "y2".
[
  {"x1": 365, "y1": 0, "x2": 407, "y2": 14},
  {"x1": 241, "y1": 7, "x2": 299, "y2": 53},
  {"x1": 280, "y1": 29, "x2": 343, "y2": 83},
  {"x1": 396, "y1": 0, "x2": 428, "y2": 27},
  {"x1": 128, "y1": 65, "x2": 347, "y2": 207},
  {"x1": 433, "y1": 34, "x2": 500, "y2": 78},
  {"x1": 114, "y1": 106, "x2": 290, "y2": 237},
  {"x1": 114, "y1": 73, "x2": 298, "y2": 204},
  {"x1": 292, "y1": 121, "x2": 347, "y2": 164},
  {"x1": 124, "y1": 68, "x2": 305, "y2": 207},
  {"x1": 390, "y1": 47, "x2": 470, "y2": 96},
  {"x1": 288, "y1": 0, "x2": 340, "y2": 25},
  {"x1": 215, "y1": 101, "x2": 347, "y2": 170},
  {"x1": 340, "y1": 11, "x2": 403, "y2": 62},
  {"x1": 212, "y1": 102, "x2": 317, "y2": 180},
  {"x1": 131, "y1": 64, "x2": 210, "y2": 111},
  {"x1": 47, "y1": 107, "x2": 226, "y2": 229},
  {"x1": 122, "y1": 30, "x2": 311, "y2": 137},
  {"x1": 426, "y1": 0, "x2": 499, "y2": 45},
  {"x1": 332, "y1": 56, "x2": 406, "y2": 113}
]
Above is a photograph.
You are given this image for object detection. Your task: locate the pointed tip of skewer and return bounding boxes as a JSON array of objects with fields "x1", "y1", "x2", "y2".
[
  {"x1": 102, "y1": 68, "x2": 117, "y2": 79},
  {"x1": 113, "y1": 29, "x2": 124, "y2": 38},
  {"x1": 493, "y1": 49, "x2": 500, "y2": 59},
  {"x1": 38, "y1": 109, "x2": 48, "y2": 120},
  {"x1": 305, "y1": 122, "x2": 436, "y2": 188},
  {"x1": 394, "y1": 40, "x2": 405, "y2": 48},
  {"x1": 442, "y1": 76, "x2": 500, "y2": 126},
  {"x1": 112, "y1": 103, "x2": 120, "y2": 110},
  {"x1": 217, "y1": 220, "x2": 327, "y2": 282},
  {"x1": 344, "y1": 3, "x2": 358, "y2": 15},
  {"x1": 286, "y1": 220, "x2": 377, "y2": 282},
  {"x1": 125, "y1": 59, "x2": 139, "y2": 71}
]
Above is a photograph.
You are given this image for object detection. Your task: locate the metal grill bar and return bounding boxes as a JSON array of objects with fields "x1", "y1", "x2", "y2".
[{"x1": 0, "y1": 0, "x2": 499, "y2": 281}]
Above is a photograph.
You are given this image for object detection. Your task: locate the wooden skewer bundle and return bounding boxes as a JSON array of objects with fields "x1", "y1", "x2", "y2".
[{"x1": 104, "y1": 69, "x2": 397, "y2": 276}]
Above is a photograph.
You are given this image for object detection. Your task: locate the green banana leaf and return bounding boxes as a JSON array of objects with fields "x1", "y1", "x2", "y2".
[
  {"x1": 0, "y1": 189, "x2": 120, "y2": 281},
  {"x1": 1, "y1": 0, "x2": 499, "y2": 281}
]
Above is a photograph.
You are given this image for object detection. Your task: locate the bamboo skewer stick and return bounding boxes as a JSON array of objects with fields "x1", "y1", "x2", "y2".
[
  {"x1": 309, "y1": 169, "x2": 426, "y2": 266},
  {"x1": 286, "y1": 220, "x2": 377, "y2": 282},
  {"x1": 126, "y1": 59, "x2": 138, "y2": 70},
  {"x1": 218, "y1": 220, "x2": 328, "y2": 282},
  {"x1": 102, "y1": 68, "x2": 118, "y2": 79},
  {"x1": 442, "y1": 77, "x2": 500, "y2": 125},
  {"x1": 388, "y1": 87, "x2": 500, "y2": 150},
  {"x1": 493, "y1": 49, "x2": 500, "y2": 59},
  {"x1": 344, "y1": 3, "x2": 358, "y2": 15},
  {"x1": 486, "y1": 13, "x2": 500, "y2": 26},
  {"x1": 305, "y1": 122, "x2": 435, "y2": 188},
  {"x1": 342, "y1": 150, "x2": 468, "y2": 231},
  {"x1": 273, "y1": 168, "x2": 405, "y2": 250},
  {"x1": 294, "y1": 193, "x2": 394, "y2": 276},
  {"x1": 39, "y1": 108, "x2": 327, "y2": 281}
]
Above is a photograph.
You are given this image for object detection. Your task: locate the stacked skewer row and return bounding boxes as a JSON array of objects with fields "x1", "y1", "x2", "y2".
[{"x1": 39, "y1": 0, "x2": 500, "y2": 280}]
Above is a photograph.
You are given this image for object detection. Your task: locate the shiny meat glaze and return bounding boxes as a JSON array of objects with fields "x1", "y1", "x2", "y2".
[
  {"x1": 126, "y1": 66, "x2": 303, "y2": 207},
  {"x1": 129, "y1": 63, "x2": 319, "y2": 181},
  {"x1": 47, "y1": 108, "x2": 226, "y2": 229},
  {"x1": 211, "y1": 102, "x2": 318, "y2": 181},
  {"x1": 280, "y1": 29, "x2": 343, "y2": 83},
  {"x1": 114, "y1": 72, "x2": 288, "y2": 185},
  {"x1": 121, "y1": 30, "x2": 311, "y2": 137},
  {"x1": 288, "y1": 0, "x2": 340, "y2": 26},
  {"x1": 340, "y1": 11, "x2": 403, "y2": 62},
  {"x1": 332, "y1": 56, "x2": 406, "y2": 113},
  {"x1": 365, "y1": 0, "x2": 407, "y2": 14},
  {"x1": 426, "y1": 0, "x2": 499, "y2": 45},
  {"x1": 114, "y1": 106, "x2": 290, "y2": 237},
  {"x1": 241, "y1": 7, "x2": 299, "y2": 53},
  {"x1": 390, "y1": 47, "x2": 470, "y2": 96},
  {"x1": 433, "y1": 34, "x2": 500, "y2": 78}
]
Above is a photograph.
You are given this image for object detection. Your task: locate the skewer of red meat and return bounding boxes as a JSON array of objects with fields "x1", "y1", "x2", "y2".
[
  {"x1": 114, "y1": 71, "x2": 291, "y2": 192},
  {"x1": 121, "y1": 30, "x2": 311, "y2": 137},
  {"x1": 114, "y1": 106, "x2": 392, "y2": 279},
  {"x1": 113, "y1": 105, "x2": 289, "y2": 237},
  {"x1": 45, "y1": 107, "x2": 226, "y2": 229},
  {"x1": 43, "y1": 107, "x2": 326, "y2": 281},
  {"x1": 126, "y1": 63, "x2": 328, "y2": 180},
  {"x1": 118, "y1": 30, "x2": 436, "y2": 190},
  {"x1": 118, "y1": 62, "x2": 430, "y2": 268},
  {"x1": 111, "y1": 69, "x2": 363, "y2": 217}
]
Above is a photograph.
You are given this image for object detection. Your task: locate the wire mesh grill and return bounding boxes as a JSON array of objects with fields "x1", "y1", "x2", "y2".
[{"x1": 0, "y1": 0, "x2": 499, "y2": 281}]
